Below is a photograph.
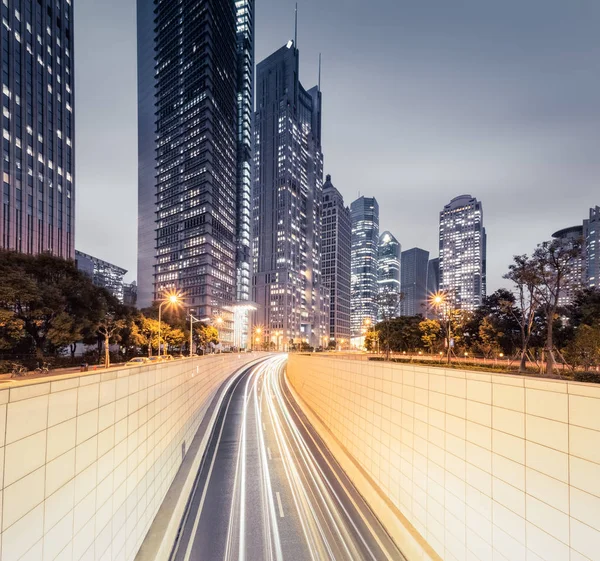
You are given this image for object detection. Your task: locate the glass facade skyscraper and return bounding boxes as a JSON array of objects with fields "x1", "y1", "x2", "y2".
[
  {"x1": 439, "y1": 195, "x2": 486, "y2": 311},
  {"x1": 75, "y1": 250, "x2": 127, "y2": 303},
  {"x1": 584, "y1": 206, "x2": 600, "y2": 289},
  {"x1": 377, "y1": 231, "x2": 401, "y2": 319},
  {"x1": 137, "y1": 0, "x2": 254, "y2": 346},
  {"x1": 322, "y1": 175, "x2": 351, "y2": 344},
  {"x1": 0, "y1": 0, "x2": 75, "y2": 258},
  {"x1": 252, "y1": 41, "x2": 327, "y2": 350},
  {"x1": 400, "y1": 247, "x2": 430, "y2": 317},
  {"x1": 350, "y1": 196, "x2": 379, "y2": 336}
]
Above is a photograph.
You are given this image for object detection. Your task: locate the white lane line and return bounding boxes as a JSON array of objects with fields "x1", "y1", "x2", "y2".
[
  {"x1": 268, "y1": 447, "x2": 272, "y2": 461},
  {"x1": 276, "y1": 492, "x2": 285, "y2": 518},
  {"x1": 263, "y1": 422, "x2": 266, "y2": 431}
]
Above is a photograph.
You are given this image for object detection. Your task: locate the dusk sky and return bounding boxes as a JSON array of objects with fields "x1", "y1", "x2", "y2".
[{"x1": 75, "y1": 0, "x2": 600, "y2": 290}]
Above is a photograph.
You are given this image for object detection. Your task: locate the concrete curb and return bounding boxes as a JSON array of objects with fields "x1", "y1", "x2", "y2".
[{"x1": 285, "y1": 371, "x2": 443, "y2": 561}]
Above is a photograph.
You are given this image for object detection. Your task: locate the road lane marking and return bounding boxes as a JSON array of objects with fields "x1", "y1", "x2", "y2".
[
  {"x1": 268, "y1": 447, "x2": 272, "y2": 460},
  {"x1": 263, "y1": 422, "x2": 266, "y2": 431},
  {"x1": 276, "y1": 492, "x2": 285, "y2": 518}
]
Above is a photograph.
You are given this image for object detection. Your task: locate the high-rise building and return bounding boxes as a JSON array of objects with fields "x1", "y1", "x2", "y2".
[
  {"x1": 552, "y1": 225, "x2": 585, "y2": 306},
  {"x1": 351, "y1": 196, "x2": 379, "y2": 336},
  {"x1": 322, "y1": 175, "x2": 351, "y2": 345},
  {"x1": 252, "y1": 41, "x2": 326, "y2": 350},
  {"x1": 137, "y1": 0, "x2": 254, "y2": 346},
  {"x1": 439, "y1": 195, "x2": 486, "y2": 311},
  {"x1": 584, "y1": 206, "x2": 600, "y2": 289},
  {"x1": 75, "y1": 250, "x2": 127, "y2": 303},
  {"x1": 377, "y1": 231, "x2": 401, "y2": 319},
  {"x1": 400, "y1": 248, "x2": 430, "y2": 317},
  {"x1": 0, "y1": 0, "x2": 75, "y2": 257}
]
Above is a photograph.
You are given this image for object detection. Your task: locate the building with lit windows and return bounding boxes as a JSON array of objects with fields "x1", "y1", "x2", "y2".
[
  {"x1": 252, "y1": 41, "x2": 327, "y2": 350},
  {"x1": 0, "y1": 0, "x2": 75, "y2": 258},
  {"x1": 350, "y1": 196, "x2": 379, "y2": 336},
  {"x1": 439, "y1": 195, "x2": 486, "y2": 311},
  {"x1": 400, "y1": 248, "x2": 429, "y2": 317},
  {"x1": 322, "y1": 175, "x2": 351, "y2": 345},
  {"x1": 137, "y1": 0, "x2": 255, "y2": 346},
  {"x1": 552, "y1": 225, "x2": 585, "y2": 306},
  {"x1": 75, "y1": 250, "x2": 127, "y2": 303},
  {"x1": 426, "y1": 257, "x2": 440, "y2": 317},
  {"x1": 584, "y1": 206, "x2": 600, "y2": 289},
  {"x1": 377, "y1": 231, "x2": 401, "y2": 319}
]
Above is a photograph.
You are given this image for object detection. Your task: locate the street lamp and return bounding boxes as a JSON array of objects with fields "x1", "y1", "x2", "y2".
[
  {"x1": 158, "y1": 291, "x2": 182, "y2": 356},
  {"x1": 430, "y1": 291, "x2": 452, "y2": 365},
  {"x1": 188, "y1": 315, "x2": 209, "y2": 357}
]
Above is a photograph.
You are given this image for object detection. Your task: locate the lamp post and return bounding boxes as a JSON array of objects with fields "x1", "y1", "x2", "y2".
[
  {"x1": 158, "y1": 292, "x2": 182, "y2": 357},
  {"x1": 188, "y1": 315, "x2": 209, "y2": 357},
  {"x1": 431, "y1": 291, "x2": 452, "y2": 365},
  {"x1": 214, "y1": 316, "x2": 224, "y2": 352}
]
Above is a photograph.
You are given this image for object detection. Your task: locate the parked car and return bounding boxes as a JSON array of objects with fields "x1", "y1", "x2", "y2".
[
  {"x1": 162, "y1": 355, "x2": 174, "y2": 361},
  {"x1": 125, "y1": 357, "x2": 148, "y2": 366},
  {"x1": 147, "y1": 356, "x2": 162, "y2": 364}
]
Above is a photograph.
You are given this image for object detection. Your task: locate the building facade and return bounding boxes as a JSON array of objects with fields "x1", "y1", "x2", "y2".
[
  {"x1": 400, "y1": 248, "x2": 430, "y2": 317},
  {"x1": 552, "y1": 225, "x2": 585, "y2": 306},
  {"x1": 75, "y1": 250, "x2": 127, "y2": 303},
  {"x1": 252, "y1": 41, "x2": 327, "y2": 350},
  {"x1": 426, "y1": 257, "x2": 440, "y2": 317},
  {"x1": 0, "y1": 0, "x2": 75, "y2": 258},
  {"x1": 377, "y1": 231, "x2": 401, "y2": 319},
  {"x1": 322, "y1": 175, "x2": 351, "y2": 345},
  {"x1": 137, "y1": 0, "x2": 255, "y2": 346},
  {"x1": 350, "y1": 196, "x2": 379, "y2": 336},
  {"x1": 584, "y1": 206, "x2": 600, "y2": 289},
  {"x1": 439, "y1": 195, "x2": 486, "y2": 311}
]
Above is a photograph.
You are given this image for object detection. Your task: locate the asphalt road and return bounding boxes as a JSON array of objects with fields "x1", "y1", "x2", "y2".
[{"x1": 169, "y1": 355, "x2": 406, "y2": 561}]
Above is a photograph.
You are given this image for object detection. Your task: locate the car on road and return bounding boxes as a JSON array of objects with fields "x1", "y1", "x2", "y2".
[
  {"x1": 125, "y1": 357, "x2": 148, "y2": 366},
  {"x1": 147, "y1": 356, "x2": 162, "y2": 364},
  {"x1": 162, "y1": 355, "x2": 174, "y2": 361}
]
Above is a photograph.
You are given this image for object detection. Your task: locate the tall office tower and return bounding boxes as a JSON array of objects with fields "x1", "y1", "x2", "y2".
[
  {"x1": 584, "y1": 206, "x2": 600, "y2": 288},
  {"x1": 350, "y1": 196, "x2": 379, "y2": 336},
  {"x1": 252, "y1": 41, "x2": 326, "y2": 350},
  {"x1": 426, "y1": 257, "x2": 440, "y2": 317},
  {"x1": 400, "y1": 248, "x2": 430, "y2": 317},
  {"x1": 322, "y1": 175, "x2": 351, "y2": 344},
  {"x1": 439, "y1": 195, "x2": 486, "y2": 311},
  {"x1": 552, "y1": 225, "x2": 586, "y2": 306},
  {"x1": 0, "y1": 0, "x2": 75, "y2": 257},
  {"x1": 137, "y1": 0, "x2": 255, "y2": 345},
  {"x1": 377, "y1": 231, "x2": 401, "y2": 319}
]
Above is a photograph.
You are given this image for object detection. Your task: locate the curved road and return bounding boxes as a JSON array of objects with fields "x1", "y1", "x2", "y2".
[{"x1": 169, "y1": 355, "x2": 405, "y2": 561}]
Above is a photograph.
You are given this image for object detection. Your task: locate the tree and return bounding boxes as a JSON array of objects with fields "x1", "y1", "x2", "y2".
[
  {"x1": 98, "y1": 316, "x2": 127, "y2": 368},
  {"x1": 364, "y1": 330, "x2": 379, "y2": 352},
  {"x1": 194, "y1": 323, "x2": 219, "y2": 352},
  {"x1": 504, "y1": 255, "x2": 542, "y2": 372},
  {"x1": 564, "y1": 325, "x2": 600, "y2": 371},
  {"x1": 376, "y1": 316, "x2": 422, "y2": 353},
  {"x1": 478, "y1": 316, "x2": 504, "y2": 358},
  {"x1": 375, "y1": 292, "x2": 402, "y2": 359},
  {"x1": 419, "y1": 319, "x2": 441, "y2": 354},
  {"x1": 140, "y1": 317, "x2": 162, "y2": 356},
  {"x1": 531, "y1": 239, "x2": 583, "y2": 375},
  {"x1": 166, "y1": 328, "x2": 186, "y2": 354},
  {"x1": 0, "y1": 309, "x2": 25, "y2": 350}
]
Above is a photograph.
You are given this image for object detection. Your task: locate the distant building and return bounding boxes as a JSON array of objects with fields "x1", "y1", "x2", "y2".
[
  {"x1": 400, "y1": 248, "x2": 430, "y2": 317},
  {"x1": 351, "y1": 196, "x2": 380, "y2": 336},
  {"x1": 0, "y1": 0, "x2": 75, "y2": 258},
  {"x1": 322, "y1": 176, "x2": 351, "y2": 344},
  {"x1": 426, "y1": 258, "x2": 440, "y2": 317},
  {"x1": 552, "y1": 224, "x2": 587, "y2": 306},
  {"x1": 252, "y1": 41, "x2": 327, "y2": 349},
  {"x1": 439, "y1": 195, "x2": 486, "y2": 311},
  {"x1": 123, "y1": 282, "x2": 138, "y2": 307},
  {"x1": 584, "y1": 206, "x2": 600, "y2": 289},
  {"x1": 377, "y1": 232, "x2": 401, "y2": 319},
  {"x1": 75, "y1": 250, "x2": 127, "y2": 303}
]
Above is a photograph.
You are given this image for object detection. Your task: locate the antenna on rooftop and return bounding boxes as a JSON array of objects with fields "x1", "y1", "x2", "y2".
[
  {"x1": 294, "y1": 3, "x2": 298, "y2": 48},
  {"x1": 318, "y1": 53, "x2": 322, "y2": 91}
]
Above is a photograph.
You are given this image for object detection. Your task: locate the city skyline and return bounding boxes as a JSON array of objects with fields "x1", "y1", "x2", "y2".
[{"x1": 74, "y1": 0, "x2": 600, "y2": 293}]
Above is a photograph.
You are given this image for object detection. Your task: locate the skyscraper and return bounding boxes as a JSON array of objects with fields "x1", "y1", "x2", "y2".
[
  {"x1": 75, "y1": 250, "x2": 127, "y2": 303},
  {"x1": 137, "y1": 0, "x2": 254, "y2": 346},
  {"x1": 439, "y1": 195, "x2": 486, "y2": 311},
  {"x1": 351, "y1": 196, "x2": 379, "y2": 336},
  {"x1": 322, "y1": 175, "x2": 351, "y2": 345},
  {"x1": 426, "y1": 257, "x2": 440, "y2": 317},
  {"x1": 252, "y1": 41, "x2": 326, "y2": 349},
  {"x1": 584, "y1": 206, "x2": 600, "y2": 289},
  {"x1": 400, "y1": 248, "x2": 430, "y2": 317},
  {"x1": 552, "y1": 225, "x2": 585, "y2": 306},
  {"x1": 377, "y1": 231, "x2": 401, "y2": 319},
  {"x1": 1, "y1": 0, "x2": 75, "y2": 258}
]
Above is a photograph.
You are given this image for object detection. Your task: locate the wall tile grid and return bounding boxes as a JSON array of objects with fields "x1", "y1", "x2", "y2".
[
  {"x1": 0, "y1": 355, "x2": 256, "y2": 561},
  {"x1": 287, "y1": 356, "x2": 600, "y2": 561}
]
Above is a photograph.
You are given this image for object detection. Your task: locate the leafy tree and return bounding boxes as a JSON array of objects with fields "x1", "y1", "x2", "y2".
[
  {"x1": 419, "y1": 319, "x2": 441, "y2": 354},
  {"x1": 194, "y1": 323, "x2": 219, "y2": 351},
  {"x1": 531, "y1": 239, "x2": 583, "y2": 375},
  {"x1": 364, "y1": 330, "x2": 379, "y2": 352},
  {"x1": 166, "y1": 328, "x2": 186, "y2": 353},
  {"x1": 140, "y1": 317, "x2": 162, "y2": 356},
  {"x1": 0, "y1": 309, "x2": 25, "y2": 350},
  {"x1": 477, "y1": 316, "x2": 504, "y2": 358},
  {"x1": 376, "y1": 316, "x2": 422, "y2": 353},
  {"x1": 567, "y1": 288, "x2": 600, "y2": 329},
  {"x1": 564, "y1": 325, "x2": 600, "y2": 371}
]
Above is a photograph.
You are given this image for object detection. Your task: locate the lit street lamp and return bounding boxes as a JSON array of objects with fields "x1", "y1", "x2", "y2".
[
  {"x1": 158, "y1": 292, "x2": 182, "y2": 356},
  {"x1": 431, "y1": 291, "x2": 453, "y2": 365}
]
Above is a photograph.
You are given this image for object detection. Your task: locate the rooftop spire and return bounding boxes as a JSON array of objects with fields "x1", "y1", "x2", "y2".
[
  {"x1": 294, "y1": 3, "x2": 298, "y2": 48},
  {"x1": 318, "y1": 53, "x2": 322, "y2": 91}
]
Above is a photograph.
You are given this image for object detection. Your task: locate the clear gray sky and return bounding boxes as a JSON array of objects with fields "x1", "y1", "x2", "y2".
[{"x1": 75, "y1": 0, "x2": 600, "y2": 290}]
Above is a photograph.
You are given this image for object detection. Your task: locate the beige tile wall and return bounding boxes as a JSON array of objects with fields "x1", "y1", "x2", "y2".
[
  {"x1": 0, "y1": 355, "x2": 257, "y2": 561},
  {"x1": 287, "y1": 356, "x2": 600, "y2": 561}
]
